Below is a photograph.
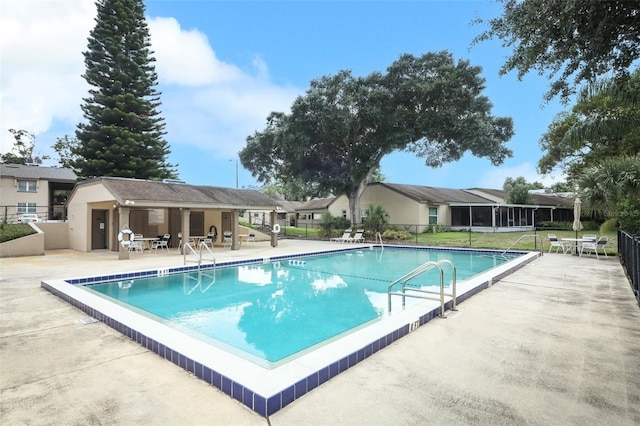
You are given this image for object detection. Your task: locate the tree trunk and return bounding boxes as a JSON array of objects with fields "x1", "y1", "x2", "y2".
[{"x1": 348, "y1": 168, "x2": 376, "y2": 226}]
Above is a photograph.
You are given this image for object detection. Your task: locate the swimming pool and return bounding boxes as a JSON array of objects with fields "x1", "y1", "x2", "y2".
[{"x1": 42, "y1": 245, "x2": 539, "y2": 416}]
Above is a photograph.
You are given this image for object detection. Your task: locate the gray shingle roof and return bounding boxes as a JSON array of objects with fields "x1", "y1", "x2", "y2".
[
  {"x1": 373, "y1": 183, "x2": 492, "y2": 204},
  {"x1": 469, "y1": 187, "x2": 574, "y2": 207},
  {"x1": 276, "y1": 200, "x2": 305, "y2": 212},
  {"x1": 76, "y1": 177, "x2": 280, "y2": 209},
  {"x1": 0, "y1": 164, "x2": 76, "y2": 182},
  {"x1": 296, "y1": 197, "x2": 337, "y2": 211}
]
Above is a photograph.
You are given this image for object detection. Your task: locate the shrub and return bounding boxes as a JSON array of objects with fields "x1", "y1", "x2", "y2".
[
  {"x1": 429, "y1": 224, "x2": 450, "y2": 233},
  {"x1": 539, "y1": 221, "x2": 572, "y2": 229},
  {"x1": 363, "y1": 205, "x2": 389, "y2": 234},
  {"x1": 580, "y1": 220, "x2": 601, "y2": 231},
  {"x1": 381, "y1": 229, "x2": 412, "y2": 240},
  {"x1": 318, "y1": 213, "x2": 351, "y2": 238}
]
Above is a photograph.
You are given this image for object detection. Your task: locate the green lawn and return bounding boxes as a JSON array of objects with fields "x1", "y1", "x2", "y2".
[
  {"x1": 280, "y1": 226, "x2": 617, "y2": 254},
  {"x1": 413, "y1": 229, "x2": 617, "y2": 254},
  {"x1": 0, "y1": 223, "x2": 38, "y2": 243}
]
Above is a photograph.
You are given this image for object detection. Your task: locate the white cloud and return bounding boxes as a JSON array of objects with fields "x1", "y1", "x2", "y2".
[
  {"x1": 148, "y1": 17, "x2": 243, "y2": 86},
  {"x1": 478, "y1": 162, "x2": 566, "y2": 189},
  {"x1": 0, "y1": 0, "x2": 95, "y2": 154},
  {"x1": 1, "y1": 3, "x2": 300, "y2": 163},
  {"x1": 147, "y1": 16, "x2": 300, "y2": 157}
]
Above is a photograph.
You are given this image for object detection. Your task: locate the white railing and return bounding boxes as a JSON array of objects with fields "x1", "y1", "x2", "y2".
[
  {"x1": 387, "y1": 260, "x2": 457, "y2": 318},
  {"x1": 183, "y1": 242, "x2": 216, "y2": 269}
]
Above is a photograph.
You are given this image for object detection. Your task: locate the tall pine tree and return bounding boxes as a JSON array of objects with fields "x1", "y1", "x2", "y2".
[{"x1": 74, "y1": 0, "x2": 176, "y2": 180}]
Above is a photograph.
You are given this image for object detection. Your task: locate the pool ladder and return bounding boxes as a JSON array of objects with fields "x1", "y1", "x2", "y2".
[
  {"x1": 183, "y1": 269, "x2": 216, "y2": 295},
  {"x1": 387, "y1": 260, "x2": 457, "y2": 318},
  {"x1": 183, "y1": 242, "x2": 216, "y2": 270}
]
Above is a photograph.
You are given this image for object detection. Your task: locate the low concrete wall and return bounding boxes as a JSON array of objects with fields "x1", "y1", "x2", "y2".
[
  {"x1": 38, "y1": 222, "x2": 70, "y2": 250},
  {"x1": 0, "y1": 223, "x2": 45, "y2": 257},
  {"x1": 239, "y1": 225, "x2": 270, "y2": 242}
]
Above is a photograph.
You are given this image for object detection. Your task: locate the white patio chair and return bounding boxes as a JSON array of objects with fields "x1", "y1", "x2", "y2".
[
  {"x1": 246, "y1": 233, "x2": 256, "y2": 243},
  {"x1": 152, "y1": 234, "x2": 170, "y2": 253},
  {"x1": 580, "y1": 236, "x2": 608, "y2": 259},
  {"x1": 547, "y1": 234, "x2": 569, "y2": 254},
  {"x1": 223, "y1": 231, "x2": 232, "y2": 247},
  {"x1": 200, "y1": 237, "x2": 213, "y2": 249},
  {"x1": 129, "y1": 234, "x2": 144, "y2": 254}
]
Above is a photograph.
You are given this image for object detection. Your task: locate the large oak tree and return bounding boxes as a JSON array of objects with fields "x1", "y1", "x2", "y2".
[
  {"x1": 473, "y1": 0, "x2": 640, "y2": 102},
  {"x1": 240, "y1": 52, "x2": 514, "y2": 225}
]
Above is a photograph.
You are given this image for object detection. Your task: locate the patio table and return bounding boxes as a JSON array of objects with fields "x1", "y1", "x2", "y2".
[
  {"x1": 562, "y1": 238, "x2": 585, "y2": 256},
  {"x1": 137, "y1": 237, "x2": 159, "y2": 250}
]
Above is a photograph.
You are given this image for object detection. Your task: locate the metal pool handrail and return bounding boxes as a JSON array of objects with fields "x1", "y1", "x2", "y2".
[
  {"x1": 183, "y1": 242, "x2": 216, "y2": 270},
  {"x1": 376, "y1": 232, "x2": 384, "y2": 252},
  {"x1": 501, "y1": 234, "x2": 544, "y2": 256},
  {"x1": 387, "y1": 259, "x2": 457, "y2": 318}
]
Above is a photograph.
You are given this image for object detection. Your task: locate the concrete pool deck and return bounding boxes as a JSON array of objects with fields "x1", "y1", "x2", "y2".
[{"x1": 1, "y1": 240, "x2": 639, "y2": 425}]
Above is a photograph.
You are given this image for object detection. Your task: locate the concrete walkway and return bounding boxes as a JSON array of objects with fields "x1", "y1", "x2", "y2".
[{"x1": 1, "y1": 242, "x2": 639, "y2": 425}]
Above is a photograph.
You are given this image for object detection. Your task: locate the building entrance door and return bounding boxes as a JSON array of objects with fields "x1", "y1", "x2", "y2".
[{"x1": 91, "y1": 209, "x2": 108, "y2": 249}]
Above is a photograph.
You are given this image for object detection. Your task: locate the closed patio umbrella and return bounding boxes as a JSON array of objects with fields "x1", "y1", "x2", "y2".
[{"x1": 572, "y1": 198, "x2": 583, "y2": 255}]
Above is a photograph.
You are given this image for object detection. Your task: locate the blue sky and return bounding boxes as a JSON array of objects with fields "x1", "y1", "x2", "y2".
[{"x1": 1, "y1": 0, "x2": 568, "y2": 191}]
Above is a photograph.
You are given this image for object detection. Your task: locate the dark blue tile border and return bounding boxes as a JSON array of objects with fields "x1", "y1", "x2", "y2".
[{"x1": 41, "y1": 248, "x2": 539, "y2": 417}]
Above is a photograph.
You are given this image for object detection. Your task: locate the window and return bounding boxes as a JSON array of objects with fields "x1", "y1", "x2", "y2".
[
  {"x1": 17, "y1": 180, "x2": 37, "y2": 192},
  {"x1": 471, "y1": 206, "x2": 493, "y2": 226},
  {"x1": 451, "y1": 207, "x2": 470, "y2": 227},
  {"x1": 17, "y1": 203, "x2": 36, "y2": 213},
  {"x1": 428, "y1": 207, "x2": 438, "y2": 225}
]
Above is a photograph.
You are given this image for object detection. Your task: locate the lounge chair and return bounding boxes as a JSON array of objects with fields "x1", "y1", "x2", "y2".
[
  {"x1": 330, "y1": 229, "x2": 352, "y2": 243},
  {"x1": 346, "y1": 229, "x2": 365, "y2": 243}
]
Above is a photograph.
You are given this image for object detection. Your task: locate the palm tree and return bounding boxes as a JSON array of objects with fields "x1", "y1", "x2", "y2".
[
  {"x1": 578, "y1": 155, "x2": 640, "y2": 233},
  {"x1": 362, "y1": 205, "x2": 389, "y2": 234},
  {"x1": 563, "y1": 70, "x2": 639, "y2": 145}
]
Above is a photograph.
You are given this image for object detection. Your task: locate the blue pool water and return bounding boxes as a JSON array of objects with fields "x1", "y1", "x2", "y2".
[{"x1": 83, "y1": 247, "x2": 518, "y2": 364}]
